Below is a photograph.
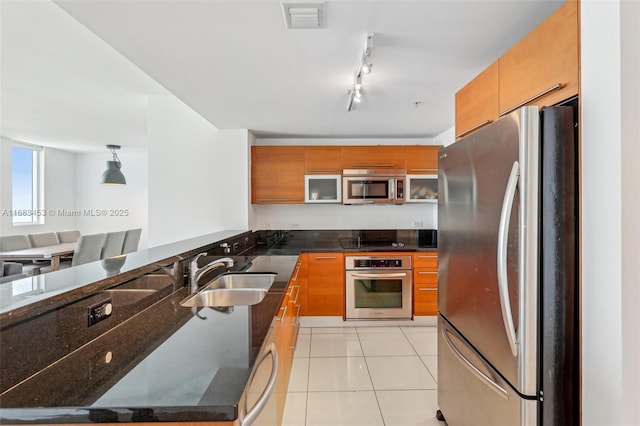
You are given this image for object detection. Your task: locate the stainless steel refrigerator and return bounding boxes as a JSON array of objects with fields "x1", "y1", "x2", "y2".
[{"x1": 436, "y1": 100, "x2": 578, "y2": 426}]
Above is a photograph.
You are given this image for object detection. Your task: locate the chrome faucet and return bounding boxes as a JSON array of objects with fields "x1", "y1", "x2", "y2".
[{"x1": 189, "y1": 253, "x2": 234, "y2": 291}]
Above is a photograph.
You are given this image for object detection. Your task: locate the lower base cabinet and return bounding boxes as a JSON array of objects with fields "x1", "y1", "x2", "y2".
[
  {"x1": 413, "y1": 252, "x2": 439, "y2": 316},
  {"x1": 305, "y1": 253, "x2": 344, "y2": 316}
]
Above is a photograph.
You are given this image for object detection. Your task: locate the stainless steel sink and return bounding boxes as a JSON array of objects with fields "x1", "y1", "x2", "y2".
[
  {"x1": 202, "y1": 273, "x2": 277, "y2": 291},
  {"x1": 180, "y1": 287, "x2": 268, "y2": 307},
  {"x1": 180, "y1": 272, "x2": 277, "y2": 307}
]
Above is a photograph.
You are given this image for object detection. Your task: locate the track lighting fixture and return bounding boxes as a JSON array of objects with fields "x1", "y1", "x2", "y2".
[
  {"x1": 347, "y1": 33, "x2": 374, "y2": 111},
  {"x1": 100, "y1": 144, "x2": 127, "y2": 185}
]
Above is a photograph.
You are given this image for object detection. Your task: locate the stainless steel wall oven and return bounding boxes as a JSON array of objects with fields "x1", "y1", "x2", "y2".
[{"x1": 345, "y1": 255, "x2": 412, "y2": 320}]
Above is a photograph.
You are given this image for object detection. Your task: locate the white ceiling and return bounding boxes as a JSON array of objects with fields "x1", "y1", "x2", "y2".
[{"x1": 1, "y1": 0, "x2": 564, "y2": 152}]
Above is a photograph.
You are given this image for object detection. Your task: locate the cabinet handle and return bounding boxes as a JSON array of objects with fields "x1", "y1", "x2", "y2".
[
  {"x1": 307, "y1": 168, "x2": 339, "y2": 173},
  {"x1": 456, "y1": 120, "x2": 492, "y2": 139},
  {"x1": 257, "y1": 198, "x2": 303, "y2": 202},
  {"x1": 278, "y1": 305, "x2": 288, "y2": 322},
  {"x1": 350, "y1": 163, "x2": 396, "y2": 168},
  {"x1": 292, "y1": 285, "x2": 300, "y2": 303},
  {"x1": 499, "y1": 83, "x2": 563, "y2": 117},
  {"x1": 408, "y1": 168, "x2": 438, "y2": 173},
  {"x1": 291, "y1": 264, "x2": 301, "y2": 281},
  {"x1": 418, "y1": 271, "x2": 438, "y2": 275},
  {"x1": 418, "y1": 288, "x2": 437, "y2": 291},
  {"x1": 314, "y1": 256, "x2": 336, "y2": 260},
  {"x1": 417, "y1": 255, "x2": 438, "y2": 259}
]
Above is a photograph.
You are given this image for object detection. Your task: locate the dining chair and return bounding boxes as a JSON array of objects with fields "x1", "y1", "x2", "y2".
[
  {"x1": 56, "y1": 230, "x2": 81, "y2": 244},
  {"x1": 122, "y1": 228, "x2": 142, "y2": 254},
  {"x1": 101, "y1": 231, "x2": 126, "y2": 259},
  {"x1": 71, "y1": 234, "x2": 107, "y2": 267},
  {"x1": 0, "y1": 235, "x2": 31, "y2": 251},
  {"x1": 28, "y1": 232, "x2": 59, "y2": 247},
  {"x1": 0, "y1": 235, "x2": 42, "y2": 275}
]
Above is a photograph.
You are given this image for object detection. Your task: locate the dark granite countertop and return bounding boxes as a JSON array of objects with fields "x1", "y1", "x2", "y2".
[
  {"x1": 0, "y1": 254, "x2": 298, "y2": 424},
  {"x1": 0, "y1": 228, "x2": 436, "y2": 424}
]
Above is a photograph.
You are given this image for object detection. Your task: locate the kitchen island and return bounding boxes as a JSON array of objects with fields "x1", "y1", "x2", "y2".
[
  {"x1": 0, "y1": 230, "x2": 299, "y2": 424},
  {"x1": 0, "y1": 228, "x2": 436, "y2": 424}
]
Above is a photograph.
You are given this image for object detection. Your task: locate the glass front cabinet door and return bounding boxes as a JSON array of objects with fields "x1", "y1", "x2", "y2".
[
  {"x1": 304, "y1": 175, "x2": 341, "y2": 203},
  {"x1": 406, "y1": 174, "x2": 438, "y2": 203}
]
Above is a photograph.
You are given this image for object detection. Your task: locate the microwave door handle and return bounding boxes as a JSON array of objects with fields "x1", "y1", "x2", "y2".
[{"x1": 389, "y1": 179, "x2": 394, "y2": 199}]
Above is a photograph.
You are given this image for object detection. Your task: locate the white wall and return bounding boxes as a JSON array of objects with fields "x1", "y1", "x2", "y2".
[
  {"x1": 147, "y1": 95, "x2": 250, "y2": 247},
  {"x1": 251, "y1": 137, "x2": 439, "y2": 230},
  {"x1": 0, "y1": 137, "x2": 78, "y2": 236},
  {"x1": 581, "y1": 1, "x2": 640, "y2": 424},
  {"x1": 75, "y1": 150, "x2": 149, "y2": 249}
]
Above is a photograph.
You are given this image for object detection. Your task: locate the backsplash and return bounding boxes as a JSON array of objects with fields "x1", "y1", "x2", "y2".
[{"x1": 250, "y1": 203, "x2": 438, "y2": 231}]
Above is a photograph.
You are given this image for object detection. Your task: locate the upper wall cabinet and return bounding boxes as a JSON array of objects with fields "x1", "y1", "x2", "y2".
[
  {"x1": 405, "y1": 145, "x2": 441, "y2": 174},
  {"x1": 341, "y1": 146, "x2": 406, "y2": 170},
  {"x1": 455, "y1": 61, "x2": 499, "y2": 140},
  {"x1": 304, "y1": 146, "x2": 342, "y2": 174},
  {"x1": 498, "y1": 1, "x2": 579, "y2": 116},
  {"x1": 251, "y1": 146, "x2": 305, "y2": 204},
  {"x1": 454, "y1": 1, "x2": 578, "y2": 140}
]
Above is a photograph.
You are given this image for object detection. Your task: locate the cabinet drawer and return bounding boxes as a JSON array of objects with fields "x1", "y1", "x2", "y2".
[
  {"x1": 413, "y1": 253, "x2": 438, "y2": 268},
  {"x1": 413, "y1": 267, "x2": 438, "y2": 284},
  {"x1": 413, "y1": 284, "x2": 438, "y2": 316}
]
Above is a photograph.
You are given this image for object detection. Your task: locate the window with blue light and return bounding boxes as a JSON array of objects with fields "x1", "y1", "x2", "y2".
[{"x1": 11, "y1": 144, "x2": 43, "y2": 224}]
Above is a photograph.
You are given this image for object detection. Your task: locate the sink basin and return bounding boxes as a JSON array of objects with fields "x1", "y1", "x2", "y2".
[
  {"x1": 180, "y1": 288, "x2": 268, "y2": 307},
  {"x1": 202, "y1": 272, "x2": 277, "y2": 291},
  {"x1": 180, "y1": 272, "x2": 277, "y2": 307}
]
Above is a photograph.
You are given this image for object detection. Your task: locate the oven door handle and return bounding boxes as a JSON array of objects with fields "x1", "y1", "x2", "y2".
[{"x1": 350, "y1": 272, "x2": 408, "y2": 279}]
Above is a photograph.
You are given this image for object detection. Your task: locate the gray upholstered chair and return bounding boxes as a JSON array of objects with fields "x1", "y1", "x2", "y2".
[
  {"x1": 101, "y1": 231, "x2": 126, "y2": 259},
  {"x1": 28, "y1": 232, "x2": 59, "y2": 247},
  {"x1": 122, "y1": 228, "x2": 142, "y2": 254},
  {"x1": 56, "y1": 230, "x2": 81, "y2": 244},
  {"x1": 0, "y1": 260, "x2": 27, "y2": 283},
  {"x1": 71, "y1": 234, "x2": 107, "y2": 267},
  {"x1": 0, "y1": 235, "x2": 31, "y2": 251},
  {"x1": 0, "y1": 235, "x2": 41, "y2": 275}
]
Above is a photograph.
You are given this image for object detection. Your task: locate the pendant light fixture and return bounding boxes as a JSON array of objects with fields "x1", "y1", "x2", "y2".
[{"x1": 100, "y1": 144, "x2": 127, "y2": 185}]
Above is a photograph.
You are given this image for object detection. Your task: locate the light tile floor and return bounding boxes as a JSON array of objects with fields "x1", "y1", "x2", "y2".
[{"x1": 283, "y1": 326, "x2": 442, "y2": 426}]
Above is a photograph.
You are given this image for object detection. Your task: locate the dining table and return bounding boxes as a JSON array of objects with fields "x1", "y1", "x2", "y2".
[{"x1": 0, "y1": 243, "x2": 76, "y2": 272}]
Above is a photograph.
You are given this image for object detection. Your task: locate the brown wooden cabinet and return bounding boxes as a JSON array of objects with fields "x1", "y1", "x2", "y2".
[
  {"x1": 413, "y1": 252, "x2": 438, "y2": 316},
  {"x1": 251, "y1": 146, "x2": 305, "y2": 204},
  {"x1": 341, "y1": 146, "x2": 406, "y2": 170},
  {"x1": 498, "y1": 0, "x2": 578, "y2": 116},
  {"x1": 304, "y1": 146, "x2": 342, "y2": 174},
  {"x1": 305, "y1": 252, "x2": 344, "y2": 316},
  {"x1": 455, "y1": 60, "x2": 499, "y2": 140},
  {"x1": 405, "y1": 145, "x2": 441, "y2": 174}
]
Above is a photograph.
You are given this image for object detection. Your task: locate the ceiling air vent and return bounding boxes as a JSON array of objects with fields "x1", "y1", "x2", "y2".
[{"x1": 281, "y1": 1, "x2": 325, "y2": 29}]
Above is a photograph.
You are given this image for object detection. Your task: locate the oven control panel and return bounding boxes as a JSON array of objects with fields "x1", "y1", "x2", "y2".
[{"x1": 345, "y1": 255, "x2": 412, "y2": 270}]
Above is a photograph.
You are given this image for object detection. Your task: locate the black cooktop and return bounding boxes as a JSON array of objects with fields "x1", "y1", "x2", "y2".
[{"x1": 338, "y1": 238, "x2": 407, "y2": 249}]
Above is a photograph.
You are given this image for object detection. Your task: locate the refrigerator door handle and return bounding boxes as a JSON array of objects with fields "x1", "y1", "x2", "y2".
[
  {"x1": 441, "y1": 324, "x2": 509, "y2": 399},
  {"x1": 497, "y1": 161, "x2": 519, "y2": 357}
]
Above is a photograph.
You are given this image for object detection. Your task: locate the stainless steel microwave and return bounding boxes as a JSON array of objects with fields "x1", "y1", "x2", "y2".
[{"x1": 342, "y1": 169, "x2": 406, "y2": 205}]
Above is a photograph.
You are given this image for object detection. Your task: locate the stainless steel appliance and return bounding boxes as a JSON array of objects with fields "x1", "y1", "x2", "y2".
[
  {"x1": 436, "y1": 100, "x2": 578, "y2": 425},
  {"x1": 342, "y1": 169, "x2": 405, "y2": 204},
  {"x1": 345, "y1": 255, "x2": 412, "y2": 319}
]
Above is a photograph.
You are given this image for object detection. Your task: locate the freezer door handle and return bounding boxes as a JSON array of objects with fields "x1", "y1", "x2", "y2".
[
  {"x1": 497, "y1": 161, "x2": 519, "y2": 357},
  {"x1": 441, "y1": 324, "x2": 509, "y2": 399}
]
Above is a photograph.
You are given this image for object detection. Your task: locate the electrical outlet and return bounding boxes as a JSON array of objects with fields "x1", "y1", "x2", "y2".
[
  {"x1": 412, "y1": 221, "x2": 424, "y2": 228},
  {"x1": 88, "y1": 299, "x2": 113, "y2": 327},
  {"x1": 291, "y1": 223, "x2": 300, "y2": 228}
]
